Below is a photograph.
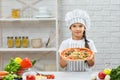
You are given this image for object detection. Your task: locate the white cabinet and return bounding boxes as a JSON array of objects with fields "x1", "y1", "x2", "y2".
[{"x1": 0, "y1": 0, "x2": 59, "y2": 71}]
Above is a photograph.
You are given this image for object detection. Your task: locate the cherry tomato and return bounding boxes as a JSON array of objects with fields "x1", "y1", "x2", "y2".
[
  {"x1": 26, "y1": 74, "x2": 35, "y2": 80},
  {"x1": 46, "y1": 74, "x2": 55, "y2": 79},
  {"x1": 51, "y1": 74, "x2": 55, "y2": 79},
  {"x1": 47, "y1": 75, "x2": 51, "y2": 79}
]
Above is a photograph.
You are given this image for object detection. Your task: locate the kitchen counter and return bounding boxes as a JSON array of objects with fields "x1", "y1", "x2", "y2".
[
  {"x1": 23, "y1": 71, "x2": 93, "y2": 80},
  {"x1": 50, "y1": 72, "x2": 91, "y2": 80}
]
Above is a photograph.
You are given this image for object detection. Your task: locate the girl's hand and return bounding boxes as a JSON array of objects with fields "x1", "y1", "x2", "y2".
[
  {"x1": 60, "y1": 55, "x2": 67, "y2": 68},
  {"x1": 86, "y1": 55, "x2": 94, "y2": 67}
]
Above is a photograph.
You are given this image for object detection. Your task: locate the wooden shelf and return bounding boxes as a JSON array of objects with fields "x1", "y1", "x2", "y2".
[{"x1": 0, "y1": 48, "x2": 57, "y2": 52}]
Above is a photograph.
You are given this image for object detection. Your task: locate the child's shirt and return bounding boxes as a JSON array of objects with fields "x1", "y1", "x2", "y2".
[{"x1": 58, "y1": 38, "x2": 97, "y2": 72}]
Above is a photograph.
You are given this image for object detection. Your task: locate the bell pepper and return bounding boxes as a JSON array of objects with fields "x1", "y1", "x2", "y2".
[
  {"x1": 20, "y1": 57, "x2": 32, "y2": 69},
  {"x1": 15, "y1": 57, "x2": 22, "y2": 64}
]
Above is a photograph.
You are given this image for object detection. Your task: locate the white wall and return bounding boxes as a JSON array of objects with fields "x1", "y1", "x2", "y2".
[{"x1": 59, "y1": 0, "x2": 120, "y2": 70}]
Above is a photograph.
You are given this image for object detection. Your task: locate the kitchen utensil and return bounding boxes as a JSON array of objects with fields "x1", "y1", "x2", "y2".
[{"x1": 46, "y1": 31, "x2": 56, "y2": 47}]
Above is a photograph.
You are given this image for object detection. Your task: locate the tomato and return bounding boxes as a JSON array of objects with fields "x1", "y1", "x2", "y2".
[
  {"x1": 47, "y1": 75, "x2": 51, "y2": 79},
  {"x1": 46, "y1": 74, "x2": 55, "y2": 79},
  {"x1": 50, "y1": 74, "x2": 55, "y2": 79},
  {"x1": 26, "y1": 74, "x2": 35, "y2": 80}
]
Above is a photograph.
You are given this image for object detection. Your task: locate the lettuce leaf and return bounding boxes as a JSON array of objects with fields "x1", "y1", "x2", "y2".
[{"x1": 4, "y1": 58, "x2": 20, "y2": 73}]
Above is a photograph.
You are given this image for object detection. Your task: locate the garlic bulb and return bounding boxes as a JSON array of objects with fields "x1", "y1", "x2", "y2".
[
  {"x1": 104, "y1": 75, "x2": 110, "y2": 80},
  {"x1": 91, "y1": 74, "x2": 97, "y2": 80}
]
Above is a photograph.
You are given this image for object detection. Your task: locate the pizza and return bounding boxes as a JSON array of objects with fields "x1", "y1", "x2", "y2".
[{"x1": 60, "y1": 48, "x2": 94, "y2": 60}]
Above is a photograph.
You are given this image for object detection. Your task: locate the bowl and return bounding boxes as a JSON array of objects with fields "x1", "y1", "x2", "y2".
[{"x1": 31, "y1": 39, "x2": 42, "y2": 48}]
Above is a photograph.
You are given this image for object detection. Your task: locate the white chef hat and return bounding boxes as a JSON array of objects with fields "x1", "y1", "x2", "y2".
[{"x1": 65, "y1": 9, "x2": 91, "y2": 30}]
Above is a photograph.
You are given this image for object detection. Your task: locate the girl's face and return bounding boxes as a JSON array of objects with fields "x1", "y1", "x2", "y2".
[{"x1": 70, "y1": 23, "x2": 85, "y2": 39}]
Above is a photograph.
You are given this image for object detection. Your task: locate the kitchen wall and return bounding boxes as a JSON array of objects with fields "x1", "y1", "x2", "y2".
[
  {"x1": 59, "y1": 0, "x2": 120, "y2": 70},
  {"x1": 0, "y1": 0, "x2": 120, "y2": 71}
]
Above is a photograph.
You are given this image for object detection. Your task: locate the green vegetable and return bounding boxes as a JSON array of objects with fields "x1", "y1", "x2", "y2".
[
  {"x1": 3, "y1": 74, "x2": 16, "y2": 80},
  {"x1": 4, "y1": 58, "x2": 20, "y2": 73},
  {"x1": 65, "y1": 52, "x2": 71, "y2": 56},
  {"x1": 31, "y1": 60, "x2": 36, "y2": 66},
  {"x1": 110, "y1": 65, "x2": 120, "y2": 80},
  {"x1": 3, "y1": 74, "x2": 22, "y2": 80}
]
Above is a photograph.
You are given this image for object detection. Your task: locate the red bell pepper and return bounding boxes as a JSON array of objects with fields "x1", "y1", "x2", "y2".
[{"x1": 20, "y1": 57, "x2": 32, "y2": 69}]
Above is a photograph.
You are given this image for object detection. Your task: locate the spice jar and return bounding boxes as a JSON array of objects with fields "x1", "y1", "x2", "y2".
[
  {"x1": 15, "y1": 36, "x2": 21, "y2": 48},
  {"x1": 11, "y1": 9, "x2": 20, "y2": 18},
  {"x1": 22, "y1": 36, "x2": 29, "y2": 48},
  {"x1": 7, "y1": 37, "x2": 14, "y2": 48}
]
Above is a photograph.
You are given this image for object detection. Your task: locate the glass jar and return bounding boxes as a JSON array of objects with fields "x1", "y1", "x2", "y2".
[
  {"x1": 22, "y1": 36, "x2": 29, "y2": 48},
  {"x1": 7, "y1": 37, "x2": 14, "y2": 48},
  {"x1": 15, "y1": 36, "x2": 21, "y2": 48},
  {"x1": 11, "y1": 9, "x2": 20, "y2": 18}
]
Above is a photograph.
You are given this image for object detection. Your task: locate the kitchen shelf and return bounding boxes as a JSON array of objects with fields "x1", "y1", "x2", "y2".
[
  {"x1": 0, "y1": 0, "x2": 59, "y2": 71},
  {"x1": 0, "y1": 48, "x2": 57, "y2": 52},
  {"x1": 0, "y1": 18, "x2": 56, "y2": 21}
]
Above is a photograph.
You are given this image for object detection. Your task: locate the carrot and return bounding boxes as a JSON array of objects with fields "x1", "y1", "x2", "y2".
[{"x1": 0, "y1": 71, "x2": 8, "y2": 76}]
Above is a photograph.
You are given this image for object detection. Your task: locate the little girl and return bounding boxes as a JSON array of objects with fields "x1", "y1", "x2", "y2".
[{"x1": 59, "y1": 9, "x2": 97, "y2": 72}]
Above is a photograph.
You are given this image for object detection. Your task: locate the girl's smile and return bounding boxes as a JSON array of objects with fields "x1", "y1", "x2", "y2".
[{"x1": 74, "y1": 31, "x2": 82, "y2": 34}]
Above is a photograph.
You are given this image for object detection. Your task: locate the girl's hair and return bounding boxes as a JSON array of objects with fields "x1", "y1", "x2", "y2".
[{"x1": 83, "y1": 31, "x2": 90, "y2": 49}]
